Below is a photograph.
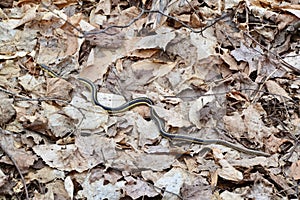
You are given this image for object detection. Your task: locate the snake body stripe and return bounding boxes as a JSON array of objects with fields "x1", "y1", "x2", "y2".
[{"x1": 42, "y1": 64, "x2": 270, "y2": 156}]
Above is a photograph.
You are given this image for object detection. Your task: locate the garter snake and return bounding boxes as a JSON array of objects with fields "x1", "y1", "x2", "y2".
[{"x1": 40, "y1": 64, "x2": 270, "y2": 156}]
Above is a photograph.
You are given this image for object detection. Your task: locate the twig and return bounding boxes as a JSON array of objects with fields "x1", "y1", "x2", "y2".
[
  {"x1": 41, "y1": 1, "x2": 234, "y2": 38},
  {"x1": 243, "y1": 32, "x2": 300, "y2": 74},
  {"x1": 0, "y1": 87, "x2": 86, "y2": 138},
  {"x1": 0, "y1": 138, "x2": 29, "y2": 200}
]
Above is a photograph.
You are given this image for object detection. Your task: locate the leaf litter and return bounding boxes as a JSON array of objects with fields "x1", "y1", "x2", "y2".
[{"x1": 0, "y1": 0, "x2": 299, "y2": 199}]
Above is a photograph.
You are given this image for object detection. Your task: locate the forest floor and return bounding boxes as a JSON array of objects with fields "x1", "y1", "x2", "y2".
[{"x1": 0, "y1": 0, "x2": 299, "y2": 199}]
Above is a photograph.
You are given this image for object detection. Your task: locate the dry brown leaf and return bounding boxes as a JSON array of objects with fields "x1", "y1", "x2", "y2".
[
  {"x1": 124, "y1": 179, "x2": 158, "y2": 199},
  {"x1": 112, "y1": 150, "x2": 176, "y2": 172},
  {"x1": 33, "y1": 135, "x2": 117, "y2": 172},
  {"x1": 190, "y1": 29, "x2": 217, "y2": 60},
  {"x1": 181, "y1": 175, "x2": 212, "y2": 200},
  {"x1": 154, "y1": 105, "x2": 190, "y2": 128},
  {"x1": 242, "y1": 104, "x2": 273, "y2": 145},
  {"x1": 26, "y1": 167, "x2": 65, "y2": 183},
  {"x1": 21, "y1": 113, "x2": 48, "y2": 132},
  {"x1": 231, "y1": 43, "x2": 262, "y2": 75},
  {"x1": 134, "y1": 31, "x2": 176, "y2": 51},
  {"x1": 283, "y1": 52, "x2": 300, "y2": 70},
  {"x1": 227, "y1": 90, "x2": 249, "y2": 102},
  {"x1": 18, "y1": 74, "x2": 45, "y2": 95},
  {"x1": 80, "y1": 46, "x2": 126, "y2": 81},
  {"x1": 213, "y1": 149, "x2": 243, "y2": 182},
  {"x1": 87, "y1": 31, "x2": 125, "y2": 48},
  {"x1": 220, "y1": 51, "x2": 239, "y2": 71},
  {"x1": 63, "y1": 96, "x2": 108, "y2": 131},
  {"x1": 44, "y1": 180, "x2": 70, "y2": 200},
  {"x1": 48, "y1": 113, "x2": 75, "y2": 137},
  {"x1": 136, "y1": 114, "x2": 160, "y2": 146},
  {"x1": 0, "y1": 131, "x2": 37, "y2": 172},
  {"x1": 220, "y1": 191, "x2": 243, "y2": 200},
  {"x1": 0, "y1": 98, "x2": 15, "y2": 125},
  {"x1": 154, "y1": 168, "x2": 186, "y2": 199},
  {"x1": 0, "y1": 61, "x2": 20, "y2": 77},
  {"x1": 265, "y1": 80, "x2": 292, "y2": 102},
  {"x1": 223, "y1": 112, "x2": 246, "y2": 140},
  {"x1": 129, "y1": 49, "x2": 159, "y2": 58},
  {"x1": 265, "y1": 135, "x2": 290, "y2": 154},
  {"x1": 77, "y1": 173, "x2": 126, "y2": 200},
  {"x1": 248, "y1": 173, "x2": 273, "y2": 199},
  {"x1": 46, "y1": 78, "x2": 73, "y2": 101},
  {"x1": 103, "y1": 170, "x2": 123, "y2": 185},
  {"x1": 184, "y1": 157, "x2": 199, "y2": 173},
  {"x1": 290, "y1": 160, "x2": 300, "y2": 180},
  {"x1": 189, "y1": 89, "x2": 216, "y2": 129},
  {"x1": 230, "y1": 156, "x2": 274, "y2": 168},
  {"x1": 269, "y1": 172, "x2": 295, "y2": 195}
]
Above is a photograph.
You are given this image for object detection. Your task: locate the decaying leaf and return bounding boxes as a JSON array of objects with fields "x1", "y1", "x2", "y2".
[
  {"x1": 77, "y1": 176, "x2": 126, "y2": 200},
  {"x1": 290, "y1": 160, "x2": 300, "y2": 180},
  {"x1": 33, "y1": 135, "x2": 117, "y2": 172},
  {"x1": 0, "y1": 130, "x2": 37, "y2": 172},
  {"x1": 213, "y1": 149, "x2": 243, "y2": 182},
  {"x1": 0, "y1": 98, "x2": 16, "y2": 125},
  {"x1": 124, "y1": 179, "x2": 158, "y2": 199},
  {"x1": 154, "y1": 168, "x2": 186, "y2": 199},
  {"x1": 265, "y1": 80, "x2": 292, "y2": 102},
  {"x1": 26, "y1": 167, "x2": 65, "y2": 183},
  {"x1": 0, "y1": 0, "x2": 299, "y2": 199}
]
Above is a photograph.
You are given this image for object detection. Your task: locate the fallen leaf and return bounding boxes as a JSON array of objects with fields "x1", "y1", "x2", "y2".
[
  {"x1": 0, "y1": 130, "x2": 37, "y2": 172},
  {"x1": 265, "y1": 80, "x2": 292, "y2": 102},
  {"x1": 33, "y1": 135, "x2": 117, "y2": 172},
  {"x1": 46, "y1": 78, "x2": 73, "y2": 101},
  {"x1": 64, "y1": 176, "x2": 74, "y2": 200},
  {"x1": 124, "y1": 179, "x2": 158, "y2": 199},
  {"x1": 77, "y1": 176, "x2": 126, "y2": 200},
  {"x1": 154, "y1": 168, "x2": 186, "y2": 199},
  {"x1": 213, "y1": 149, "x2": 243, "y2": 182},
  {"x1": 290, "y1": 160, "x2": 300, "y2": 180},
  {"x1": 265, "y1": 134, "x2": 290, "y2": 154},
  {"x1": 26, "y1": 167, "x2": 65, "y2": 183},
  {"x1": 220, "y1": 191, "x2": 243, "y2": 200}
]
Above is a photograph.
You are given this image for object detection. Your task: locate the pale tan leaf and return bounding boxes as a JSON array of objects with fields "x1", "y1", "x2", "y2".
[
  {"x1": 154, "y1": 168, "x2": 186, "y2": 199},
  {"x1": 289, "y1": 160, "x2": 300, "y2": 180},
  {"x1": 189, "y1": 89, "x2": 215, "y2": 129},
  {"x1": 134, "y1": 31, "x2": 176, "y2": 51},
  {"x1": 26, "y1": 167, "x2": 65, "y2": 183},
  {"x1": 265, "y1": 135, "x2": 290, "y2": 154},
  {"x1": 0, "y1": 131, "x2": 38, "y2": 172},
  {"x1": 136, "y1": 114, "x2": 160, "y2": 146},
  {"x1": 223, "y1": 112, "x2": 246, "y2": 140},
  {"x1": 190, "y1": 29, "x2": 217, "y2": 60},
  {"x1": 242, "y1": 104, "x2": 273, "y2": 145},
  {"x1": 231, "y1": 43, "x2": 262, "y2": 74},
  {"x1": 77, "y1": 176, "x2": 126, "y2": 200},
  {"x1": 220, "y1": 191, "x2": 243, "y2": 200},
  {"x1": 46, "y1": 78, "x2": 73, "y2": 101},
  {"x1": 213, "y1": 149, "x2": 243, "y2": 182},
  {"x1": 124, "y1": 179, "x2": 158, "y2": 199},
  {"x1": 0, "y1": 98, "x2": 15, "y2": 125},
  {"x1": 64, "y1": 176, "x2": 74, "y2": 200},
  {"x1": 0, "y1": 169, "x2": 8, "y2": 188},
  {"x1": 63, "y1": 96, "x2": 108, "y2": 131},
  {"x1": 265, "y1": 80, "x2": 292, "y2": 102},
  {"x1": 80, "y1": 46, "x2": 126, "y2": 81},
  {"x1": 32, "y1": 135, "x2": 117, "y2": 172}
]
